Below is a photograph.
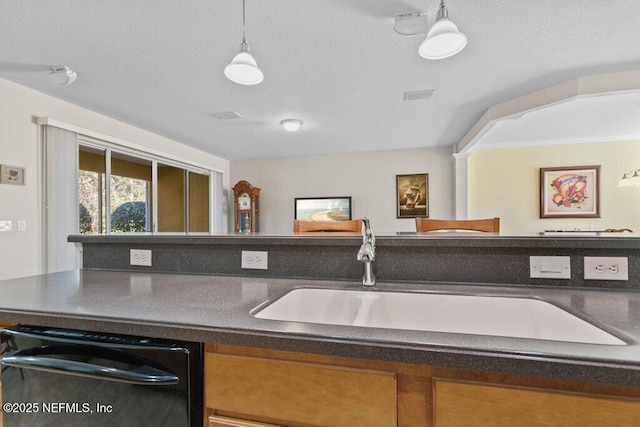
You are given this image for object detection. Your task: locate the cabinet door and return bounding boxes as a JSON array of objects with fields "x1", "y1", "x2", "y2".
[
  {"x1": 434, "y1": 379, "x2": 640, "y2": 427},
  {"x1": 206, "y1": 353, "x2": 397, "y2": 427},
  {"x1": 209, "y1": 415, "x2": 281, "y2": 427}
]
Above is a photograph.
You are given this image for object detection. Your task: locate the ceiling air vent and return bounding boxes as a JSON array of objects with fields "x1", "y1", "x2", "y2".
[
  {"x1": 212, "y1": 111, "x2": 243, "y2": 119},
  {"x1": 403, "y1": 90, "x2": 436, "y2": 101}
]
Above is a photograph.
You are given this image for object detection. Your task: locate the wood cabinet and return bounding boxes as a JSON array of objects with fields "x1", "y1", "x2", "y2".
[
  {"x1": 205, "y1": 351, "x2": 396, "y2": 427},
  {"x1": 208, "y1": 415, "x2": 281, "y2": 427},
  {"x1": 433, "y1": 379, "x2": 640, "y2": 427},
  {"x1": 205, "y1": 344, "x2": 640, "y2": 427}
]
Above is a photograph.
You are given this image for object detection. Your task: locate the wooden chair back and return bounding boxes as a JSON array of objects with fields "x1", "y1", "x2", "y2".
[
  {"x1": 294, "y1": 219, "x2": 363, "y2": 233},
  {"x1": 415, "y1": 218, "x2": 500, "y2": 233}
]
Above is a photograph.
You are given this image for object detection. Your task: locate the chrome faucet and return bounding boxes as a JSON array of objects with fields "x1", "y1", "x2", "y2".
[{"x1": 357, "y1": 217, "x2": 376, "y2": 287}]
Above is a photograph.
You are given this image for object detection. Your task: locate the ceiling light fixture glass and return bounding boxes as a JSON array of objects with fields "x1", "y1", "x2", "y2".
[
  {"x1": 418, "y1": 0, "x2": 467, "y2": 60},
  {"x1": 224, "y1": 0, "x2": 264, "y2": 85},
  {"x1": 617, "y1": 169, "x2": 640, "y2": 187},
  {"x1": 48, "y1": 66, "x2": 78, "y2": 86},
  {"x1": 281, "y1": 119, "x2": 302, "y2": 132}
]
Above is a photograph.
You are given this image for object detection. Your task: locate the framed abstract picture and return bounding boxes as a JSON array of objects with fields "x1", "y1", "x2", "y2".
[
  {"x1": 396, "y1": 173, "x2": 429, "y2": 218},
  {"x1": 540, "y1": 165, "x2": 600, "y2": 218}
]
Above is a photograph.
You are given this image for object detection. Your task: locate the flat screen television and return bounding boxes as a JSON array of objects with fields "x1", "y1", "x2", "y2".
[{"x1": 294, "y1": 196, "x2": 352, "y2": 221}]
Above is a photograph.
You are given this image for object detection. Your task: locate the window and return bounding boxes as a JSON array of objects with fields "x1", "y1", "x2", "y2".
[
  {"x1": 78, "y1": 146, "x2": 106, "y2": 233},
  {"x1": 110, "y1": 152, "x2": 152, "y2": 233},
  {"x1": 78, "y1": 143, "x2": 212, "y2": 234},
  {"x1": 157, "y1": 163, "x2": 185, "y2": 232},
  {"x1": 189, "y1": 172, "x2": 210, "y2": 232}
]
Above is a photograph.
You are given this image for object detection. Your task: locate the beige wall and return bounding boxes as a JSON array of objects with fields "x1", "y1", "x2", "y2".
[
  {"x1": 468, "y1": 140, "x2": 640, "y2": 233},
  {"x1": 0, "y1": 78, "x2": 229, "y2": 280},
  {"x1": 231, "y1": 147, "x2": 454, "y2": 234}
]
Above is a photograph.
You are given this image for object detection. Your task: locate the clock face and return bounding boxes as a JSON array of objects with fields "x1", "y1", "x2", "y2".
[{"x1": 238, "y1": 193, "x2": 251, "y2": 210}]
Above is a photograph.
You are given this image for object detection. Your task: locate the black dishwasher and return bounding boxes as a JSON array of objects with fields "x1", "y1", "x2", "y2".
[{"x1": 0, "y1": 325, "x2": 202, "y2": 427}]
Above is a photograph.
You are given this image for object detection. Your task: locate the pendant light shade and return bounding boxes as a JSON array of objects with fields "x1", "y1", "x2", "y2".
[
  {"x1": 419, "y1": 1, "x2": 467, "y2": 60},
  {"x1": 224, "y1": 41, "x2": 264, "y2": 85},
  {"x1": 225, "y1": 0, "x2": 263, "y2": 85}
]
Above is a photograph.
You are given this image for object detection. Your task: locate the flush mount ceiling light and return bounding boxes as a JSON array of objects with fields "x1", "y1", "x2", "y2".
[
  {"x1": 224, "y1": 0, "x2": 264, "y2": 85},
  {"x1": 48, "y1": 66, "x2": 77, "y2": 86},
  {"x1": 617, "y1": 169, "x2": 640, "y2": 187},
  {"x1": 281, "y1": 119, "x2": 302, "y2": 132},
  {"x1": 418, "y1": 0, "x2": 467, "y2": 60}
]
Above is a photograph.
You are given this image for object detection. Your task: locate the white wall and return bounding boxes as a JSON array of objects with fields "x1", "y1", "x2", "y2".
[
  {"x1": 231, "y1": 147, "x2": 454, "y2": 234},
  {"x1": 468, "y1": 140, "x2": 640, "y2": 233},
  {"x1": 0, "y1": 78, "x2": 230, "y2": 280}
]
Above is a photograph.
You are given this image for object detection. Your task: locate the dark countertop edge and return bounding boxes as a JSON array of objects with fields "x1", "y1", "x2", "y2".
[
  {"x1": 67, "y1": 234, "x2": 640, "y2": 249},
  {"x1": 2, "y1": 309, "x2": 639, "y2": 387}
]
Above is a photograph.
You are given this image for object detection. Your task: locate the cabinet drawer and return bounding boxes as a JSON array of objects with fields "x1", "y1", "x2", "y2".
[
  {"x1": 206, "y1": 353, "x2": 397, "y2": 427},
  {"x1": 434, "y1": 379, "x2": 640, "y2": 427}
]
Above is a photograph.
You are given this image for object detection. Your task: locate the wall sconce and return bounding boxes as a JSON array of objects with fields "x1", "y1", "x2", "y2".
[{"x1": 617, "y1": 169, "x2": 640, "y2": 187}]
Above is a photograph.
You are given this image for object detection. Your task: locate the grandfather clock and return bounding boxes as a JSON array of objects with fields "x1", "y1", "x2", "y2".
[{"x1": 232, "y1": 180, "x2": 260, "y2": 234}]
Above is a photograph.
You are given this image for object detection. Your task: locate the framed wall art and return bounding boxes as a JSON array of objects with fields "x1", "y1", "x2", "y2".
[
  {"x1": 540, "y1": 165, "x2": 600, "y2": 218},
  {"x1": 396, "y1": 173, "x2": 429, "y2": 218},
  {"x1": 0, "y1": 164, "x2": 25, "y2": 185},
  {"x1": 294, "y1": 196, "x2": 352, "y2": 221}
]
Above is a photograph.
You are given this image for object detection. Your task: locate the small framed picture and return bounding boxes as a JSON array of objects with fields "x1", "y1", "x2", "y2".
[
  {"x1": 396, "y1": 173, "x2": 429, "y2": 218},
  {"x1": 540, "y1": 165, "x2": 600, "y2": 218},
  {"x1": 0, "y1": 165, "x2": 25, "y2": 185}
]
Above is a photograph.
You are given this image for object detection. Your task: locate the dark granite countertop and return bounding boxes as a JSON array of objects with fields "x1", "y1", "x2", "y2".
[
  {"x1": 1, "y1": 270, "x2": 640, "y2": 386},
  {"x1": 68, "y1": 232, "x2": 640, "y2": 249}
]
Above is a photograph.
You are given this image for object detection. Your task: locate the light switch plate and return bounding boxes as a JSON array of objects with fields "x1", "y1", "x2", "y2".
[{"x1": 530, "y1": 256, "x2": 571, "y2": 279}]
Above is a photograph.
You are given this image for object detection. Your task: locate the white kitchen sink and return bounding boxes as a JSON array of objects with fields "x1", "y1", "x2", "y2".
[{"x1": 253, "y1": 288, "x2": 626, "y2": 345}]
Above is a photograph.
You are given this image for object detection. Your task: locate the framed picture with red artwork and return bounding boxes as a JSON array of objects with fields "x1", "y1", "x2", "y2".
[{"x1": 540, "y1": 165, "x2": 600, "y2": 218}]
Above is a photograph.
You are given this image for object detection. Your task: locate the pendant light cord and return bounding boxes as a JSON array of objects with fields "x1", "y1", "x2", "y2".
[{"x1": 242, "y1": 0, "x2": 247, "y2": 42}]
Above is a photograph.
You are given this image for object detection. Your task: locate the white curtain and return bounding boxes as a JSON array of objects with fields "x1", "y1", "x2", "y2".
[
  {"x1": 43, "y1": 125, "x2": 79, "y2": 272},
  {"x1": 211, "y1": 171, "x2": 224, "y2": 233}
]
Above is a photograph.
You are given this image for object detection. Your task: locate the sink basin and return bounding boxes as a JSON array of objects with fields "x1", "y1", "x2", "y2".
[{"x1": 253, "y1": 288, "x2": 626, "y2": 345}]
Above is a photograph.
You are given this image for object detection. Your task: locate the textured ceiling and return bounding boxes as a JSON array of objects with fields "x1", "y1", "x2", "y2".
[
  {"x1": 472, "y1": 92, "x2": 640, "y2": 149},
  {"x1": 1, "y1": 0, "x2": 640, "y2": 160}
]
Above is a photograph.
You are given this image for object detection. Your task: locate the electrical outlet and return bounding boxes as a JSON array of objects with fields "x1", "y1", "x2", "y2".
[
  {"x1": 130, "y1": 249, "x2": 152, "y2": 267},
  {"x1": 241, "y1": 250, "x2": 268, "y2": 270},
  {"x1": 584, "y1": 257, "x2": 628, "y2": 281},
  {"x1": 0, "y1": 220, "x2": 12, "y2": 232}
]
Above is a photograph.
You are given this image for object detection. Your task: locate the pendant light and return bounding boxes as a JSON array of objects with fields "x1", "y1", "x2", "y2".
[
  {"x1": 418, "y1": 0, "x2": 467, "y2": 60},
  {"x1": 224, "y1": 0, "x2": 264, "y2": 85}
]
